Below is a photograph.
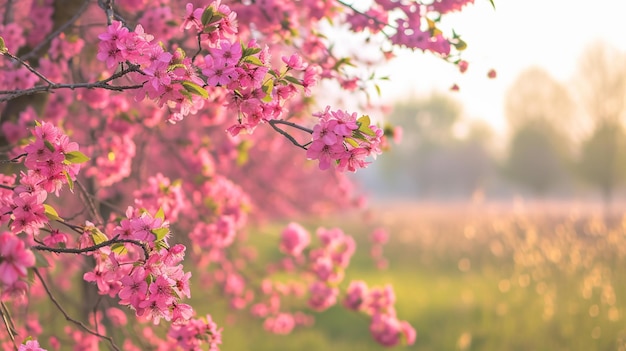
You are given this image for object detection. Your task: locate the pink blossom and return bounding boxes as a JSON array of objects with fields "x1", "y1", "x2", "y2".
[
  {"x1": 264, "y1": 313, "x2": 295, "y2": 334},
  {"x1": 344, "y1": 280, "x2": 369, "y2": 311},
  {"x1": 0, "y1": 232, "x2": 35, "y2": 286},
  {"x1": 308, "y1": 281, "x2": 338, "y2": 311},
  {"x1": 280, "y1": 222, "x2": 310, "y2": 256},
  {"x1": 18, "y1": 339, "x2": 46, "y2": 351}
]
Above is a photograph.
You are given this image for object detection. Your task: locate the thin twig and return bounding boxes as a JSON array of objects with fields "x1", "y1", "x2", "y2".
[
  {"x1": 0, "y1": 302, "x2": 18, "y2": 351},
  {"x1": 75, "y1": 180, "x2": 104, "y2": 226},
  {"x1": 21, "y1": 0, "x2": 92, "y2": 62},
  {"x1": 32, "y1": 235, "x2": 150, "y2": 261},
  {"x1": 0, "y1": 66, "x2": 146, "y2": 102},
  {"x1": 2, "y1": 51, "x2": 55, "y2": 85},
  {"x1": 0, "y1": 184, "x2": 14, "y2": 190},
  {"x1": 33, "y1": 268, "x2": 122, "y2": 351},
  {"x1": 267, "y1": 119, "x2": 313, "y2": 150}
]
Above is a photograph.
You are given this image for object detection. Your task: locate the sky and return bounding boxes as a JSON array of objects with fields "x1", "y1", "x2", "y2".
[{"x1": 377, "y1": 0, "x2": 626, "y2": 136}]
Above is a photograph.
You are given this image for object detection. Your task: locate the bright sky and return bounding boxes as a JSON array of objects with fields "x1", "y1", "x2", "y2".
[{"x1": 378, "y1": 0, "x2": 626, "y2": 136}]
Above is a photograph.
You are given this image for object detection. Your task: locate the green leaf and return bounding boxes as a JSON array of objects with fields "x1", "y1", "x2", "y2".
[
  {"x1": 182, "y1": 81, "x2": 209, "y2": 99},
  {"x1": 262, "y1": 79, "x2": 274, "y2": 103},
  {"x1": 33, "y1": 251, "x2": 50, "y2": 267},
  {"x1": 357, "y1": 115, "x2": 376, "y2": 137},
  {"x1": 243, "y1": 55, "x2": 264, "y2": 66},
  {"x1": 91, "y1": 228, "x2": 108, "y2": 245},
  {"x1": 155, "y1": 207, "x2": 165, "y2": 220},
  {"x1": 488, "y1": 0, "x2": 496, "y2": 9},
  {"x1": 242, "y1": 46, "x2": 262, "y2": 57},
  {"x1": 454, "y1": 38, "x2": 467, "y2": 51},
  {"x1": 111, "y1": 243, "x2": 128, "y2": 255},
  {"x1": 155, "y1": 240, "x2": 169, "y2": 250},
  {"x1": 65, "y1": 150, "x2": 90, "y2": 164},
  {"x1": 63, "y1": 171, "x2": 74, "y2": 193},
  {"x1": 0, "y1": 36, "x2": 6, "y2": 54},
  {"x1": 201, "y1": 6, "x2": 215, "y2": 26},
  {"x1": 43, "y1": 204, "x2": 63, "y2": 222},
  {"x1": 44, "y1": 140, "x2": 55, "y2": 152},
  {"x1": 344, "y1": 137, "x2": 359, "y2": 148},
  {"x1": 152, "y1": 227, "x2": 170, "y2": 242},
  {"x1": 283, "y1": 75, "x2": 303, "y2": 86}
]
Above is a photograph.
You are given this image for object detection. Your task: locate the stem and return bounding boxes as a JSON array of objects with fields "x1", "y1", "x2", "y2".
[
  {"x1": 33, "y1": 268, "x2": 122, "y2": 351},
  {"x1": 75, "y1": 180, "x2": 105, "y2": 226},
  {"x1": 32, "y1": 235, "x2": 150, "y2": 261},
  {"x1": 2, "y1": 51, "x2": 55, "y2": 85},
  {"x1": 335, "y1": 0, "x2": 395, "y2": 38},
  {"x1": 267, "y1": 119, "x2": 314, "y2": 150},
  {"x1": 0, "y1": 153, "x2": 27, "y2": 164},
  {"x1": 97, "y1": 0, "x2": 116, "y2": 25},
  {"x1": 0, "y1": 184, "x2": 14, "y2": 190},
  {"x1": 0, "y1": 302, "x2": 18, "y2": 351},
  {"x1": 0, "y1": 66, "x2": 145, "y2": 102}
]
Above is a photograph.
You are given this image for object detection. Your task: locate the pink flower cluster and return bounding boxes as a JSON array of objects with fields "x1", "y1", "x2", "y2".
[
  {"x1": 0, "y1": 232, "x2": 35, "y2": 289},
  {"x1": 167, "y1": 314, "x2": 222, "y2": 351},
  {"x1": 280, "y1": 222, "x2": 310, "y2": 257},
  {"x1": 96, "y1": 20, "x2": 204, "y2": 123},
  {"x1": 429, "y1": 0, "x2": 476, "y2": 14},
  {"x1": 133, "y1": 173, "x2": 186, "y2": 222},
  {"x1": 307, "y1": 227, "x2": 355, "y2": 311},
  {"x1": 370, "y1": 227, "x2": 389, "y2": 270},
  {"x1": 307, "y1": 107, "x2": 383, "y2": 172},
  {"x1": 344, "y1": 281, "x2": 416, "y2": 347},
  {"x1": 18, "y1": 339, "x2": 46, "y2": 351},
  {"x1": 1, "y1": 122, "x2": 86, "y2": 238},
  {"x1": 22, "y1": 121, "x2": 82, "y2": 195},
  {"x1": 84, "y1": 242, "x2": 193, "y2": 325}
]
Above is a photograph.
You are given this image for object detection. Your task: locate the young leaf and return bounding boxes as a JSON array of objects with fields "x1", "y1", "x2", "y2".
[
  {"x1": 44, "y1": 140, "x2": 55, "y2": 152},
  {"x1": 344, "y1": 137, "x2": 360, "y2": 148},
  {"x1": 43, "y1": 204, "x2": 64, "y2": 222},
  {"x1": 65, "y1": 150, "x2": 90, "y2": 164},
  {"x1": 0, "y1": 36, "x2": 7, "y2": 53},
  {"x1": 243, "y1": 55, "x2": 264, "y2": 66},
  {"x1": 111, "y1": 243, "x2": 128, "y2": 255},
  {"x1": 63, "y1": 171, "x2": 75, "y2": 193},
  {"x1": 182, "y1": 81, "x2": 209, "y2": 99},
  {"x1": 357, "y1": 115, "x2": 377, "y2": 137},
  {"x1": 283, "y1": 75, "x2": 303, "y2": 86},
  {"x1": 488, "y1": 0, "x2": 496, "y2": 9},
  {"x1": 155, "y1": 207, "x2": 165, "y2": 220},
  {"x1": 201, "y1": 6, "x2": 215, "y2": 26},
  {"x1": 91, "y1": 228, "x2": 108, "y2": 245},
  {"x1": 262, "y1": 79, "x2": 274, "y2": 102},
  {"x1": 152, "y1": 227, "x2": 170, "y2": 242}
]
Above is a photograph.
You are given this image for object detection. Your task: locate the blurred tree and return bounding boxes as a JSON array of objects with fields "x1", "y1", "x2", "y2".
[
  {"x1": 504, "y1": 122, "x2": 568, "y2": 195},
  {"x1": 503, "y1": 67, "x2": 573, "y2": 195},
  {"x1": 578, "y1": 121, "x2": 626, "y2": 205},
  {"x1": 574, "y1": 42, "x2": 626, "y2": 206},
  {"x1": 374, "y1": 93, "x2": 495, "y2": 198}
]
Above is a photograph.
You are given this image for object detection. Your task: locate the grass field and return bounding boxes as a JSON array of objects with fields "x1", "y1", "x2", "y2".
[{"x1": 194, "y1": 200, "x2": 626, "y2": 351}]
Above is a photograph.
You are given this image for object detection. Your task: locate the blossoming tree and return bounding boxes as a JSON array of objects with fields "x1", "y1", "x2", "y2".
[{"x1": 0, "y1": 0, "x2": 483, "y2": 349}]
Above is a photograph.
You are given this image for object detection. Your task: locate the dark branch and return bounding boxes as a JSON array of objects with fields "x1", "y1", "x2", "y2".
[{"x1": 33, "y1": 268, "x2": 122, "y2": 351}]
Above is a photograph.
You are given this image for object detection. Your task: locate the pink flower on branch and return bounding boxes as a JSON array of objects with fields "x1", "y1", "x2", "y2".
[{"x1": 0, "y1": 232, "x2": 35, "y2": 286}]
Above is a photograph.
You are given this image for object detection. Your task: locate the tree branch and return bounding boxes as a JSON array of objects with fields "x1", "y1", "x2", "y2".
[
  {"x1": 32, "y1": 235, "x2": 150, "y2": 261},
  {"x1": 267, "y1": 119, "x2": 314, "y2": 150},
  {"x1": 33, "y1": 268, "x2": 122, "y2": 351},
  {"x1": 0, "y1": 66, "x2": 146, "y2": 102},
  {"x1": 20, "y1": 0, "x2": 92, "y2": 62}
]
